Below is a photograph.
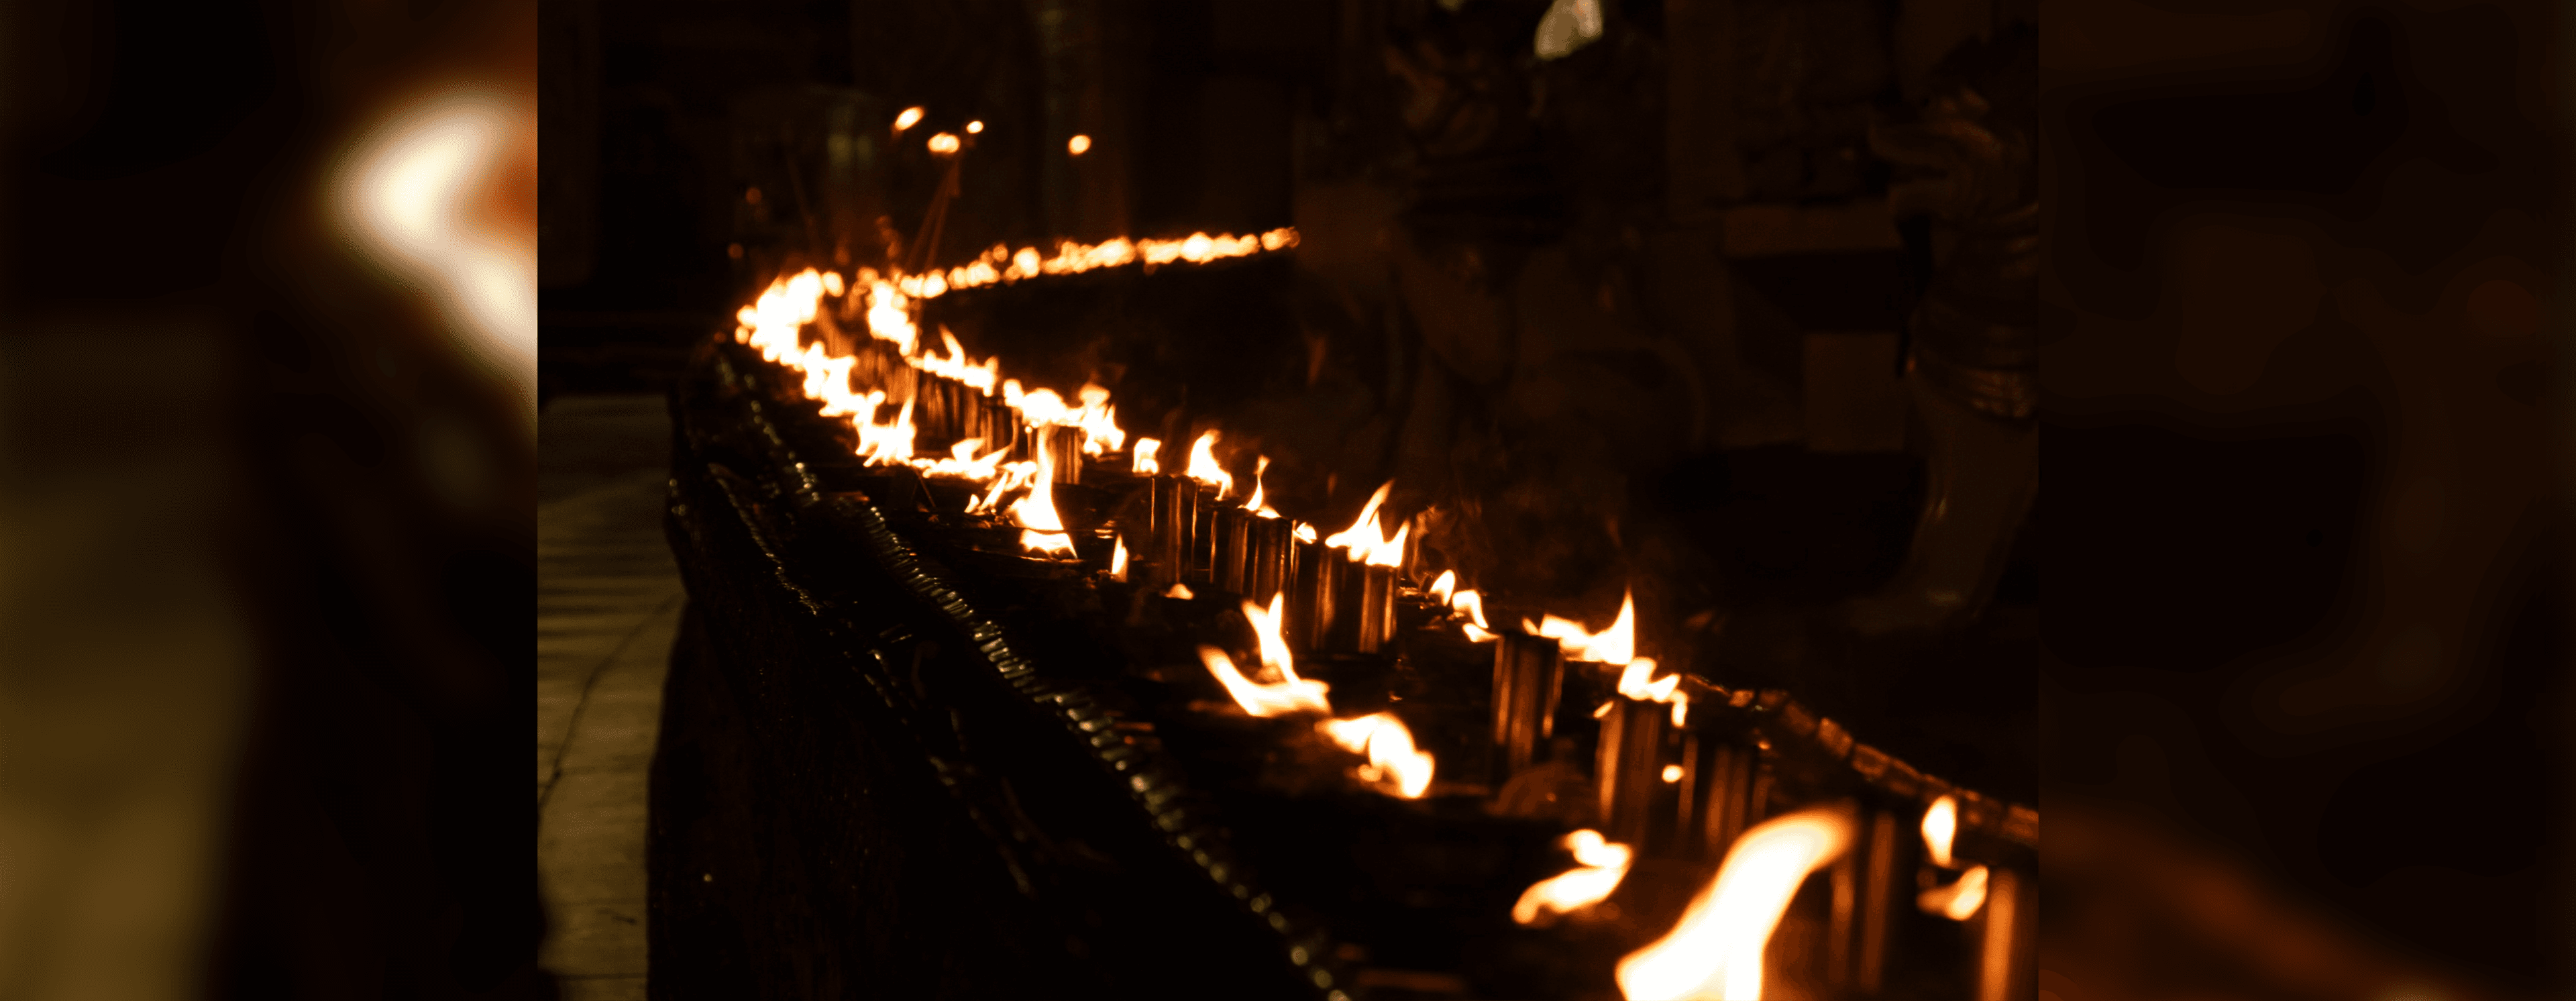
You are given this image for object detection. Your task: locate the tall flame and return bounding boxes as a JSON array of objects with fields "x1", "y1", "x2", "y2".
[
  {"x1": 1452, "y1": 588, "x2": 1497, "y2": 641},
  {"x1": 1615, "y1": 806, "x2": 1856, "y2": 1001},
  {"x1": 1513, "y1": 829, "x2": 1635, "y2": 925},
  {"x1": 1185, "y1": 431, "x2": 1232, "y2": 497},
  {"x1": 1429, "y1": 570, "x2": 1456, "y2": 604},
  {"x1": 1922, "y1": 795, "x2": 1957, "y2": 869},
  {"x1": 1317, "y1": 711, "x2": 1436, "y2": 799},
  {"x1": 1009, "y1": 445, "x2": 1077, "y2": 556},
  {"x1": 1917, "y1": 863, "x2": 1989, "y2": 920},
  {"x1": 1322, "y1": 481, "x2": 1406, "y2": 566}
]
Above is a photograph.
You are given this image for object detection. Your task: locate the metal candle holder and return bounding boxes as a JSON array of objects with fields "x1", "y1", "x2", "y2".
[
  {"x1": 1593, "y1": 692, "x2": 1666, "y2": 847},
  {"x1": 1042, "y1": 425, "x2": 1084, "y2": 484},
  {"x1": 1212, "y1": 507, "x2": 1251, "y2": 594},
  {"x1": 1289, "y1": 540, "x2": 1343, "y2": 653},
  {"x1": 1243, "y1": 517, "x2": 1295, "y2": 605},
  {"x1": 1149, "y1": 475, "x2": 1196, "y2": 588},
  {"x1": 1490, "y1": 633, "x2": 1563, "y2": 784}
]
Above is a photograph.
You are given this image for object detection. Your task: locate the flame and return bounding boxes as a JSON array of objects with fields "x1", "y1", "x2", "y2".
[
  {"x1": 1009, "y1": 446, "x2": 1077, "y2": 556},
  {"x1": 1111, "y1": 535, "x2": 1129, "y2": 581},
  {"x1": 1513, "y1": 829, "x2": 1635, "y2": 925},
  {"x1": 911, "y1": 436, "x2": 1007, "y2": 480},
  {"x1": 1323, "y1": 481, "x2": 1406, "y2": 567},
  {"x1": 1243, "y1": 457, "x2": 1270, "y2": 511},
  {"x1": 1918, "y1": 864, "x2": 1989, "y2": 920},
  {"x1": 1242, "y1": 594, "x2": 1297, "y2": 682},
  {"x1": 1922, "y1": 796, "x2": 1957, "y2": 869},
  {"x1": 1530, "y1": 588, "x2": 1637, "y2": 666},
  {"x1": 1615, "y1": 806, "x2": 1856, "y2": 1001},
  {"x1": 894, "y1": 107, "x2": 924, "y2": 131},
  {"x1": 1663, "y1": 765, "x2": 1685, "y2": 783},
  {"x1": 1317, "y1": 711, "x2": 1436, "y2": 798},
  {"x1": 1073, "y1": 383, "x2": 1124, "y2": 455},
  {"x1": 1615, "y1": 657, "x2": 1681, "y2": 703},
  {"x1": 1133, "y1": 437, "x2": 1162, "y2": 474},
  {"x1": 865, "y1": 281, "x2": 919, "y2": 353},
  {"x1": 1067, "y1": 134, "x2": 1091, "y2": 155},
  {"x1": 1293, "y1": 522, "x2": 1318, "y2": 543},
  {"x1": 968, "y1": 460, "x2": 1040, "y2": 515},
  {"x1": 916, "y1": 326, "x2": 999, "y2": 393},
  {"x1": 1429, "y1": 570, "x2": 1456, "y2": 604},
  {"x1": 965, "y1": 119, "x2": 984, "y2": 134},
  {"x1": 927, "y1": 132, "x2": 961, "y2": 154},
  {"x1": 1167, "y1": 582, "x2": 1195, "y2": 600},
  {"x1": 1185, "y1": 431, "x2": 1233, "y2": 497},
  {"x1": 853, "y1": 395, "x2": 918, "y2": 466},
  {"x1": 1199, "y1": 645, "x2": 1332, "y2": 718}
]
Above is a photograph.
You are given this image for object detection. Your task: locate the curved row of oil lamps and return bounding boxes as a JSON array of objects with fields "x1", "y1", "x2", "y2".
[{"x1": 734, "y1": 207, "x2": 1995, "y2": 998}]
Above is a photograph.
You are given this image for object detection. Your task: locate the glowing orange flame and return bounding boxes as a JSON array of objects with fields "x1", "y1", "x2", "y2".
[
  {"x1": 1242, "y1": 594, "x2": 1296, "y2": 683},
  {"x1": 1242, "y1": 456, "x2": 1271, "y2": 512},
  {"x1": 864, "y1": 281, "x2": 918, "y2": 354},
  {"x1": 927, "y1": 132, "x2": 961, "y2": 155},
  {"x1": 1009, "y1": 447, "x2": 1077, "y2": 557},
  {"x1": 1110, "y1": 535, "x2": 1129, "y2": 581},
  {"x1": 1922, "y1": 796, "x2": 1957, "y2": 869},
  {"x1": 1185, "y1": 431, "x2": 1232, "y2": 498},
  {"x1": 1615, "y1": 806, "x2": 1856, "y2": 1001},
  {"x1": 1918, "y1": 864, "x2": 1988, "y2": 920},
  {"x1": 911, "y1": 436, "x2": 1007, "y2": 480},
  {"x1": 1067, "y1": 134, "x2": 1091, "y2": 156},
  {"x1": 1199, "y1": 645, "x2": 1332, "y2": 718},
  {"x1": 1133, "y1": 437, "x2": 1162, "y2": 474},
  {"x1": 1323, "y1": 481, "x2": 1406, "y2": 566},
  {"x1": 915, "y1": 325, "x2": 998, "y2": 394},
  {"x1": 1166, "y1": 582, "x2": 1195, "y2": 600},
  {"x1": 965, "y1": 120, "x2": 984, "y2": 134},
  {"x1": 1293, "y1": 522, "x2": 1318, "y2": 543},
  {"x1": 1529, "y1": 588, "x2": 1637, "y2": 666},
  {"x1": 1316, "y1": 711, "x2": 1435, "y2": 798},
  {"x1": 1512, "y1": 829, "x2": 1634, "y2": 925},
  {"x1": 894, "y1": 107, "x2": 924, "y2": 131},
  {"x1": 1429, "y1": 570, "x2": 1456, "y2": 604}
]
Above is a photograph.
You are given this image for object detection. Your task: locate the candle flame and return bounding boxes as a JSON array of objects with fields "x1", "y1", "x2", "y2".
[
  {"x1": 1513, "y1": 829, "x2": 1634, "y2": 925},
  {"x1": 894, "y1": 107, "x2": 924, "y2": 131},
  {"x1": 1322, "y1": 481, "x2": 1407, "y2": 567},
  {"x1": 1530, "y1": 588, "x2": 1637, "y2": 666},
  {"x1": 1010, "y1": 445, "x2": 1077, "y2": 557},
  {"x1": 1923, "y1": 796, "x2": 1958, "y2": 869},
  {"x1": 1317, "y1": 711, "x2": 1436, "y2": 798},
  {"x1": 1185, "y1": 431, "x2": 1232, "y2": 497},
  {"x1": 1429, "y1": 570, "x2": 1456, "y2": 604},
  {"x1": 1918, "y1": 864, "x2": 1989, "y2": 920},
  {"x1": 1132, "y1": 437, "x2": 1162, "y2": 474},
  {"x1": 1067, "y1": 134, "x2": 1091, "y2": 156},
  {"x1": 965, "y1": 119, "x2": 984, "y2": 134},
  {"x1": 1615, "y1": 806, "x2": 1856, "y2": 1001},
  {"x1": 1199, "y1": 645, "x2": 1331, "y2": 718},
  {"x1": 927, "y1": 132, "x2": 961, "y2": 155},
  {"x1": 1110, "y1": 535, "x2": 1129, "y2": 580}
]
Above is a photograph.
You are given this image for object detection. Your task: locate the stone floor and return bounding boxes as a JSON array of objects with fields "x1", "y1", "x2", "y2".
[{"x1": 537, "y1": 394, "x2": 682, "y2": 1001}]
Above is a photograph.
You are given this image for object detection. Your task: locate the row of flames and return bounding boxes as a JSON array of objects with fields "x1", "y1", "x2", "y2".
[{"x1": 731, "y1": 201, "x2": 1992, "y2": 996}]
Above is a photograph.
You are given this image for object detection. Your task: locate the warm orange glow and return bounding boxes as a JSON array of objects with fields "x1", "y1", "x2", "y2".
[
  {"x1": 1322, "y1": 481, "x2": 1407, "y2": 566},
  {"x1": 1067, "y1": 134, "x2": 1091, "y2": 156},
  {"x1": 912, "y1": 436, "x2": 1006, "y2": 481},
  {"x1": 1242, "y1": 594, "x2": 1296, "y2": 683},
  {"x1": 1185, "y1": 431, "x2": 1233, "y2": 498},
  {"x1": 1133, "y1": 437, "x2": 1162, "y2": 474},
  {"x1": 1918, "y1": 864, "x2": 1988, "y2": 920},
  {"x1": 1615, "y1": 657, "x2": 1681, "y2": 703},
  {"x1": 1010, "y1": 447, "x2": 1077, "y2": 557},
  {"x1": 1317, "y1": 711, "x2": 1435, "y2": 798},
  {"x1": 1166, "y1": 582, "x2": 1195, "y2": 600},
  {"x1": 967, "y1": 459, "x2": 1040, "y2": 515},
  {"x1": 864, "y1": 281, "x2": 919, "y2": 353},
  {"x1": 1199, "y1": 645, "x2": 1332, "y2": 718},
  {"x1": 1616, "y1": 806, "x2": 1856, "y2": 1001},
  {"x1": 1662, "y1": 765, "x2": 1685, "y2": 784},
  {"x1": 914, "y1": 325, "x2": 999, "y2": 394},
  {"x1": 1110, "y1": 535, "x2": 1129, "y2": 581},
  {"x1": 1293, "y1": 522, "x2": 1318, "y2": 543},
  {"x1": 1512, "y1": 829, "x2": 1634, "y2": 925},
  {"x1": 1530, "y1": 588, "x2": 1638, "y2": 665},
  {"x1": 1922, "y1": 796, "x2": 1958, "y2": 869},
  {"x1": 894, "y1": 107, "x2": 925, "y2": 131},
  {"x1": 927, "y1": 132, "x2": 961, "y2": 154},
  {"x1": 965, "y1": 119, "x2": 984, "y2": 134},
  {"x1": 1429, "y1": 570, "x2": 1456, "y2": 604},
  {"x1": 1242, "y1": 456, "x2": 1270, "y2": 512}
]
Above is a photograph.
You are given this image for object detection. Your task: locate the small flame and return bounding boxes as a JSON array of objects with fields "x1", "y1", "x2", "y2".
[
  {"x1": 1512, "y1": 829, "x2": 1634, "y2": 925},
  {"x1": 1429, "y1": 570, "x2": 1456, "y2": 604},
  {"x1": 1615, "y1": 806, "x2": 1856, "y2": 1001},
  {"x1": 1067, "y1": 134, "x2": 1091, "y2": 156},
  {"x1": 1199, "y1": 645, "x2": 1332, "y2": 718},
  {"x1": 1167, "y1": 582, "x2": 1195, "y2": 600},
  {"x1": 965, "y1": 119, "x2": 984, "y2": 134},
  {"x1": 1133, "y1": 437, "x2": 1162, "y2": 474},
  {"x1": 1110, "y1": 535, "x2": 1129, "y2": 581},
  {"x1": 911, "y1": 436, "x2": 1007, "y2": 480},
  {"x1": 1243, "y1": 456, "x2": 1270, "y2": 511},
  {"x1": 1532, "y1": 588, "x2": 1637, "y2": 666},
  {"x1": 1317, "y1": 711, "x2": 1436, "y2": 798},
  {"x1": 1918, "y1": 864, "x2": 1989, "y2": 920},
  {"x1": 1922, "y1": 796, "x2": 1957, "y2": 869},
  {"x1": 865, "y1": 282, "x2": 919, "y2": 354},
  {"x1": 1662, "y1": 765, "x2": 1684, "y2": 783},
  {"x1": 1452, "y1": 588, "x2": 1491, "y2": 628},
  {"x1": 1185, "y1": 431, "x2": 1233, "y2": 497},
  {"x1": 1242, "y1": 594, "x2": 1296, "y2": 684},
  {"x1": 1293, "y1": 522, "x2": 1318, "y2": 543},
  {"x1": 1615, "y1": 657, "x2": 1682, "y2": 703},
  {"x1": 1010, "y1": 445, "x2": 1077, "y2": 557},
  {"x1": 894, "y1": 107, "x2": 924, "y2": 131},
  {"x1": 927, "y1": 132, "x2": 961, "y2": 155}
]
